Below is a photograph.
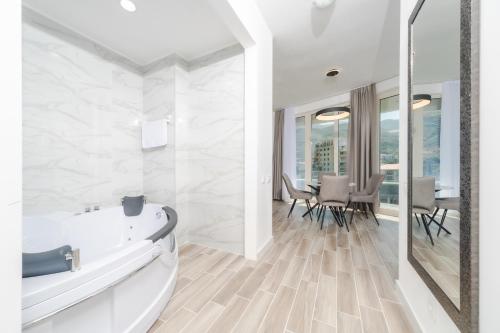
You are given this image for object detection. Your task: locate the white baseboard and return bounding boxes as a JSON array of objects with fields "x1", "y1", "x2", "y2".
[
  {"x1": 395, "y1": 279, "x2": 423, "y2": 333},
  {"x1": 255, "y1": 237, "x2": 274, "y2": 261}
]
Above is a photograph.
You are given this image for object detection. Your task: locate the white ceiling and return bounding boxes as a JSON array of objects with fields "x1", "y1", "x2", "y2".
[
  {"x1": 413, "y1": 0, "x2": 460, "y2": 84},
  {"x1": 23, "y1": 0, "x2": 237, "y2": 65},
  {"x1": 256, "y1": 0, "x2": 400, "y2": 109}
]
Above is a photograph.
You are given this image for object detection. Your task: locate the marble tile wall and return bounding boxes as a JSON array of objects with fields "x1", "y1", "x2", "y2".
[
  {"x1": 142, "y1": 68, "x2": 176, "y2": 209},
  {"x1": 23, "y1": 20, "x2": 245, "y2": 254},
  {"x1": 23, "y1": 23, "x2": 143, "y2": 215},
  {"x1": 175, "y1": 54, "x2": 245, "y2": 254}
]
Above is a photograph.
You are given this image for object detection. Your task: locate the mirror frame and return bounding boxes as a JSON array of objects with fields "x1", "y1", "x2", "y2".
[{"x1": 407, "y1": 0, "x2": 479, "y2": 331}]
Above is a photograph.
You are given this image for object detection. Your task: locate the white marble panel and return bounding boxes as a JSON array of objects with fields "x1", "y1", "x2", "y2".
[
  {"x1": 176, "y1": 54, "x2": 245, "y2": 254},
  {"x1": 142, "y1": 67, "x2": 176, "y2": 207},
  {"x1": 24, "y1": 21, "x2": 245, "y2": 255},
  {"x1": 110, "y1": 67, "x2": 144, "y2": 204},
  {"x1": 23, "y1": 24, "x2": 143, "y2": 215}
]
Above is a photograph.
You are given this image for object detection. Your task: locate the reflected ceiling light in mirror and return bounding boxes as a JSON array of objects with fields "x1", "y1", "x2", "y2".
[
  {"x1": 315, "y1": 106, "x2": 350, "y2": 121},
  {"x1": 412, "y1": 94, "x2": 431, "y2": 110},
  {"x1": 313, "y1": 0, "x2": 335, "y2": 9},
  {"x1": 120, "y1": 0, "x2": 136, "y2": 12}
]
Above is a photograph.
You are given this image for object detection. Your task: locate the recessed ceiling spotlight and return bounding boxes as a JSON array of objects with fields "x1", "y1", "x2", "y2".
[
  {"x1": 313, "y1": 0, "x2": 335, "y2": 9},
  {"x1": 120, "y1": 0, "x2": 136, "y2": 12},
  {"x1": 326, "y1": 68, "x2": 341, "y2": 77}
]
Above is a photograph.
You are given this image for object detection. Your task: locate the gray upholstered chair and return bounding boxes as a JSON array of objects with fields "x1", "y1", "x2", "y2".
[
  {"x1": 317, "y1": 175, "x2": 350, "y2": 230},
  {"x1": 349, "y1": 174, "x2": 385, "y2": 225},
  {"x1": 412, "y1": 176, "x2": 436, "y2": 245},
  {"x1": 304, "y1": 172, "x2": 337, "y2": 218},
  {"x1": 282, "y1": 173, "x2": 314, "y2": 219},
  {"x1": 318, "y1": 171, "x2": 336, "y2": 183},
  {"x1": 435, "y1": 197, "x2": 459, "y2": 236}
]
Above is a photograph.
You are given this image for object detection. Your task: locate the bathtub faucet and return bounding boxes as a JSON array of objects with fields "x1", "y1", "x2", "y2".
[{"x1": 65, "y1": 249, "x2": 81, "y2": 272}]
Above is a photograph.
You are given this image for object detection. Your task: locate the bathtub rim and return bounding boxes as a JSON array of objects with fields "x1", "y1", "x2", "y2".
[
  {"x1": 22, "y1": 205, "x2": 178, "y2": 329},
  {"x1": 147, "y1": 206, "x2": 177, "y2": 242}
]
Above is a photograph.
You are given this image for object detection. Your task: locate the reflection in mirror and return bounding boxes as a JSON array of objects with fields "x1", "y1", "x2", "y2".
[{"x1": 410, "y1": 0, "x2": 460, "y2": 308}]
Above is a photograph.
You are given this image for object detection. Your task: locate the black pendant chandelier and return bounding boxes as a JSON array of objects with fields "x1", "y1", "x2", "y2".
[
  {"x1": 412, "y1": 94, "x2": 432, "y2": 110},
  {"x1": 315, "y1": 106, "x2": 351, "y2": 121}
]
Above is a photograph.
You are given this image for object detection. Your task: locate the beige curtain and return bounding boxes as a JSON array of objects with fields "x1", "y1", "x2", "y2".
[
  {"x1": 347, "y1": 84, "x2": 379, "y2": 193},
  {"x1": 273, "y1": 110, "x2": 284, "y2": 200}
]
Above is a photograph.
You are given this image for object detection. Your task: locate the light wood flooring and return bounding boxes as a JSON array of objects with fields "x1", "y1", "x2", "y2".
[
  {"x1": 412, "y1": 213, "x2": 460, "y2": 307},
  {"x1": 149, "y1": 201, "x2": 415, "y2": 333}
]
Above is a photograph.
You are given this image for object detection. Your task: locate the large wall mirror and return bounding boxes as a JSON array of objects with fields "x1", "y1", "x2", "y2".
[{"x1": 408, "y1": 0, "x2": 479, "y2": 331}]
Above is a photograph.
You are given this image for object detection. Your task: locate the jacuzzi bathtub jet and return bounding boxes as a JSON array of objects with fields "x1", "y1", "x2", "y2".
[{"x1": 22, "y1": 204, "x2": 179, "y2": 333}]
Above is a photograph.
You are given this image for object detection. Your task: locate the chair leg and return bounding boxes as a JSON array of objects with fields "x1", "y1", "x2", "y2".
[
  {"x1": 317, "y1": 206, "x2": 325, "y2": 222},
  {"x1": 306, "y1": 200, "x2": 312, "y2": 222},
  {"x1": 330, "y1": 207, "x2": 344, "y2": 227},
  {"x1": 288, "y1": 199, "x2": 297, "y2": 218},
  {"x1": 305, "y1": 200, "x2": 313, "y2": 221},
  {"x1": 414, "y1": 213, "x2": 421, "y2": 227},
  {"x1": 330, "y1": 207, "x2": 341, "y2": 227},
  {"x1": 437, "y1": 209, "x2": 448, "y2": 237},
  {"x1": 349, "y1": 204, "x2": 355, "y2": 225},
  {"x1": 344, "y1": 200, "x2": 351, "y2": 214},
  {"x1": 426, "y1": 212, "x2": 452, "y2": 235},
  {"x1": 341, "y1": 208, "x2": 349, "y2": 232},
  {"x1": 368, "y1": 203, "x2": 380, "y2": 226},
  {"x1": 320, "y1": 206, "x2": 326, "y2": 230},
  {"x1": 335, "y1": 207, "x2": 344, "y2": 227},
  {"x1": 303, "y1": 202, "x2": 318, "y2": 218},
  {"x1": 421, "y1": 214, "x2": 434, "y2": 246},
  {"x1": 362, "y1": 203, "x2": 369, "y2": 219}
]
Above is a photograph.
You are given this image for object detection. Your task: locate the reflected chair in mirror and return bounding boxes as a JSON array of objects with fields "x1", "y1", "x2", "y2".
[
  {"x1": 349, "y1": 174, "x2": 385, "y2": 226},
  {"x1": 317, "y1": 175, "x2": 350, "y2": 231},
  {"x1": 282, "y1": 173, "x2": 314, "y2": 220},
  {"x1": 435, "y1": 197, "x2": 459, "y2": 237},
  {"x1": 412, "y1": 176, "x2": 436, "y2": 246}
]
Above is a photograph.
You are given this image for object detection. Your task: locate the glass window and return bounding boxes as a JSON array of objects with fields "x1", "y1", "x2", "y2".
[
  {"x1": 422, "y1": 98, "x2": 442, "y2": 181},
  {"x1": 295, "y1": 116, "x2": 306, "y2": 190},
  {"x1": 311, "y1": 115, "x2": 337, "y2": 184},
  {"x1": 379, "y1": 95, "x2": 400, "y2": 207},
  {"x1": 338, "y1": 118, "x2": 349, "y2": 175}
]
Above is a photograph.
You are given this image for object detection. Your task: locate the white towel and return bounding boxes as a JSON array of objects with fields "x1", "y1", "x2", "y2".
[{"x1": 142, "y1": 119, "x2": 168, "y2": 149}]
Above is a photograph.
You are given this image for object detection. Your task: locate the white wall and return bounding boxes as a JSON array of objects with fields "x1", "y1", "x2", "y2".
[
  {"x1": 23, "y1": 17, "x2": 247, "y2": 254},
  {"x1": 209, "y1": 0, "x2": 274, "y2": 259},
  {"x1": 282, "y1": 108, "x2": 296, "y2": 201},
  {"x1": 142, "y1": 67, "x2": 176, "y2": 208},
  {"x1": 397, "y1": 1, "x2": 459, "y2": 332},
  {"x1": 23, "y1": 23, "x2": 144, "y2": 215},
  {"x1": 480, "y1": 0, "x2": 500, "y2": 331},
  {"x1": 293, "y1": 76, "x2": 399, "y2": 116},
  {"x1": 176, "y1": 54, "x2": 245, "y2": 254},
  {"x1": 0, "y1": 1, "x2": 22, "y2": 331}
]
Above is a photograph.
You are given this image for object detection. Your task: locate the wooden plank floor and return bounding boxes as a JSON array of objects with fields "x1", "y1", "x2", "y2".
[
  {"x1": 149, "y1": 201, "x2": 415, "y2": 333},
  {"x1": 411, "y1": 213, "x2": 460, "y2": 307}
]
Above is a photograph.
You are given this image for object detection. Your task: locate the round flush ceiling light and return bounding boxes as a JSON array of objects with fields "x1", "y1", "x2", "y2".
[
  {"x1": 120, "y1": 0, "x2": 136, "y2": 12},
  {"x1": 313, "y1": 0, "x2": 335, "y2": 9},
  {"x1": 412, "y1": 94, "x2": 432, "y2": 110},
  {"x1": 315, "y1": 106, "x2": 351, "y2": 121}
]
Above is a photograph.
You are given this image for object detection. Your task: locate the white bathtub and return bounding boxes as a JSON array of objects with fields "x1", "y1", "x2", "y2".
[{"x1": 22, "y1": 203, "x2": 178, "y2": 333}]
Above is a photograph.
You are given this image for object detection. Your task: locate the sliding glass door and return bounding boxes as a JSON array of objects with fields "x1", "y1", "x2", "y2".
[
  {"x1": 295, "y1": 116, "x2": 306, "y2": 189},
  {"x1": 379, "y1": 95, "x2": 400, "y2": 210},
  {"x1": 294, "y1": 110, "x2": 350, "y2": 189},
  {"x1": 311, "y1": 116, "x2": 337, "y2": 184}
]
